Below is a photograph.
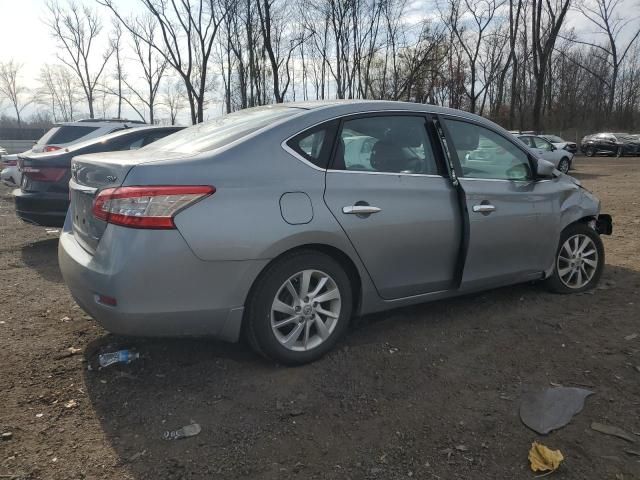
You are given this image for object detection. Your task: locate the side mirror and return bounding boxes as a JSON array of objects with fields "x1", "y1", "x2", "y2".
[
  {"x1": 536, "y1": 158, "x2": 556, "y2": 178},
  {"x1": 550, "y1": 145, "x2": 556, "y2": 151}
]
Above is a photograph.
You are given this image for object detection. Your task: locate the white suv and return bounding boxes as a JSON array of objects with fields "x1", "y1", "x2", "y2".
[{"x1": 32, "y1": 119, "x2": 146, "y2": 153}]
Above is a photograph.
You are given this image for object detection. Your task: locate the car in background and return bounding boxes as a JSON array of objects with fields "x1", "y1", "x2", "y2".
[
  {"x1": 539, "y1": 134, "x2": 577, "y2": 154},
  {"x1": 13, "y1": 126, "x2": 183, "y2": 227},
  {"x1": 32, "y1": 119, "x2": 146, "y2": 154},
  {"x1": 580, "y1": 132, "x2": 640, "y2": 157},
  {"x1": 1, "y1": 154, "x2": 21, "y2": 187},
  {"x1": 516, "y1": 134, "x2": 573, "y2": 173},
  {"x1": 57, "y1": 101, "x2": 611, "y2": 365}
]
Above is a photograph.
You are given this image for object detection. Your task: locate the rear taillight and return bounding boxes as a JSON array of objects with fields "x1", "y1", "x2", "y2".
[
  {"x1": 44, "y1": 146, "x2": 62, "y2": 152},
  {"x1": 22, "y1": 166, "x2": 67, "y2": 182},
  {"x1": 92, "y1": 185, "x2": 215, "y2": 229}
]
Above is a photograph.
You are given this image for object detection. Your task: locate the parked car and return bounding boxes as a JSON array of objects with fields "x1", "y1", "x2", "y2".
[
  {"x1": 1, "y1": 154, "x2": 21, "y2": 187},
  {"x1": 58, "y1": 101, "x2": 612, "y2": 365},
  {"x1": 516, "y1": 134, "x2": 574, "y2": 173},
  {"x1": 580, "y1": 132, "x2": 640, "y2": 157},
  {"x1": 539, "y1": 134, "x2": 578, "y2": 154},
  {"x1": 14, "y1": 126, "x2": 183, "y2": 227},
  {"x1": 32, "y1": 119, "x2": 146, "y2": 154}
]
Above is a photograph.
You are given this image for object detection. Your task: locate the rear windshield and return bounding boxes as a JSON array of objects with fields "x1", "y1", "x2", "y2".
[
  {"x1": 543, "y1": 135, "x2": 563, "y2": 143},
  {"x1": 143, "y1": 105, "x2": 302, "y2": 154},
  {"x1": 37, "y1": 125, "x2": 99, "y2": 145}
]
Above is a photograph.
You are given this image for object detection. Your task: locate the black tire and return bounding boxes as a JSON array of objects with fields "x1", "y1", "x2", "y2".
[
  {"x1": 616, "y1": 147, "x2": 623, "y2": 158},
  {"x1": 585, "y1": 147, "x2": 595, "y2": 157},
  {"x1": 558, "y1": 157, "x2": 570, "y2": 174},
  {"x1": 544, "y1": 222, "x2": 605, "y2": 294},
  {"x1": 244, "y1": 250, "x2": 353, "y2": 365}
]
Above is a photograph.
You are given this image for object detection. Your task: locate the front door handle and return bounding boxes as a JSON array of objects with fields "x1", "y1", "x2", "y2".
[
  {"x1": 472, "y1": 204, "x2": 496, "y2": 213},
  {"x1": 342, "y1": 205, "x2": 382, "y2": 215}
]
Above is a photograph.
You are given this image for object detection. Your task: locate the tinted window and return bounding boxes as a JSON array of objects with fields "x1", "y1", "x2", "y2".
[
  {"x1": 48, "y1": 126, "x2": 99, "y2": 144},
  {"x1": 444, "y1": 119, "x2": 532, "y2": 181},
  {"x1": 333, "y1": 116, "x2": 439, "y2": 175},
  {"x1": 286, "y1": 121, "x2": 337, "y2": 168},
  {"x1": 145, "y1": 106, "x2": 300, "y2": 154}
]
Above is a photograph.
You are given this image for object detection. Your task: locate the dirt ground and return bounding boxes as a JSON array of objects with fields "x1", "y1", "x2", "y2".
[{"x1": 1, "y1": 156, "x2": 639, "y2": 480}]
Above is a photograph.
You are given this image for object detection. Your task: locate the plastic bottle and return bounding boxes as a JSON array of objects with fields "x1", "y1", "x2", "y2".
[{"x1": 98, "y1": 350, "x2": 139, "y2": 368}]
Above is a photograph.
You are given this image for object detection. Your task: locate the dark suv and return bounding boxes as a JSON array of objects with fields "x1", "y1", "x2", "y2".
[
  {"x1": 580, "y1": 133, "x2": 640, "y2": 157},
  {"x1": 14, "y1": 126, "x2": 183, "y2": 227}
]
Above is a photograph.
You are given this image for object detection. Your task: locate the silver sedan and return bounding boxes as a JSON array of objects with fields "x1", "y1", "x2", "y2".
[{"x1": 59, "y1": 101, "x2": 612, "y2": 364}]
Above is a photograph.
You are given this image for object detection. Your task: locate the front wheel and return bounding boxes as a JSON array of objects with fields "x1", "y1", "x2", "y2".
[
  {"x1": 616, "y1": 147, "x2": 623, "y2": 157},
  {"x1": 585, "y1": 147, "x2": 595, "y2": 157},
  {"x1": 244, "y1": 250, "x2": 353, "y2": 365},
  {"x1": 558, "y1": 158, "x2": 570, "y2": 174},
  {"x1": 544, "y1": 223, "x2": 604, "y2": 294}
]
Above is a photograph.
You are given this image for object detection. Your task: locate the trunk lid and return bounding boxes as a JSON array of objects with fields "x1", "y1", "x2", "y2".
[{"x1": 69, "y1": 150, "x2": 185, "y2": 254}]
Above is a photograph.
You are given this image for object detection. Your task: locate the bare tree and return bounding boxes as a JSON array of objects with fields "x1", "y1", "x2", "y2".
[
  {"x1": 161, "y1": 79, "x2": 186, "y2": 125},
  {"x1": 110, "y1": 19, "x2": 124, "y2": 118},
  {"x1": 45, "y1": 0, "x2": 114, "y2": 119},
  {"x1": 572, "y1": 0, "x2": 640, "y2": 115},
  {"x1": 122, "y1": 15, "x2": 168, "y2": 124},
  {"x1": 100, "y1": 0, "x2": 226, "y2": 124},
  {"x1": 531, "y1": 0, "x2": 572, "y2": 132},
  {"x1": 256, "y1": 0, "x2": 305, "y2": 102},
  {"x1": 37, "y1": 64, "x2": 80, "y2": 121},
  {"x1": 0, "y1": 60, "x2": 32, "y2": 127}
]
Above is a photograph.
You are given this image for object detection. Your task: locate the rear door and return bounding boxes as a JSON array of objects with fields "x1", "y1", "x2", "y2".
[
  {"x1": 323, "y1": 113, "x2": 462, "y2": 300},
  {"x1": 439, "y1": 118, "x2": 550, "y2": 290}
]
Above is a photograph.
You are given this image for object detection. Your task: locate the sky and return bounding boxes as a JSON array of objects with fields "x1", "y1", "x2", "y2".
[{"x1": 0, "y1": 0, "x2": 639, "y2": 124}]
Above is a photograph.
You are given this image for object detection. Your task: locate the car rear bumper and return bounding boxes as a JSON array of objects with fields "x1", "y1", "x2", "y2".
[
  {"x1": 13, "y1": 189, "x2": 68, "y2": 227},
  {"x1": 58, "y1": 218, "x2": 269, "y2": 341}
]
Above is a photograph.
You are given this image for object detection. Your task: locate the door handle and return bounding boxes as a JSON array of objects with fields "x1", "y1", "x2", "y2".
[
  {"x1": 472, "y1": 204, "x2": 496, "y2": 213},
  {"x1": 342, "y1": 205, "x2": 382, "y2": 215}
]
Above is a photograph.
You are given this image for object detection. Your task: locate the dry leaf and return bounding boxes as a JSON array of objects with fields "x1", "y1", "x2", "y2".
[
  {"x1": 64, "y1": 399, "x2": 77, "y2": 409},
  {"x1": 529, "y1": 442, "x2": 564, "y2": 473},
  {"x1": 591, "y1": 422, "x2": 636, "y2": 443}
]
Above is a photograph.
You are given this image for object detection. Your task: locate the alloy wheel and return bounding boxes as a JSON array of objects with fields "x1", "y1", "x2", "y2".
[
  {"x1": 270, "y1": 269, "x2": 341, "y2": 352},
  {"x1": 557, "y1": 234, "x2": 599, "y2": 289},
  {"x1": 558, "y1": 159, "x2": 569, "y2": 173}
]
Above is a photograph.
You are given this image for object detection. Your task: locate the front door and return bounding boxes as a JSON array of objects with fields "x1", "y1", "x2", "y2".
[
  {"x1": 323, "y1": 114, "x2": 462, "y2": 300},
  {"x1": 440, "y1": 118, "x2": 548, "y2": 290}
]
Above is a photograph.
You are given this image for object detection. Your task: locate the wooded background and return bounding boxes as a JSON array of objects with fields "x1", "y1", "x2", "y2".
[{"x1": 0, "y1": 0, "x2": 639, "y2": 140}]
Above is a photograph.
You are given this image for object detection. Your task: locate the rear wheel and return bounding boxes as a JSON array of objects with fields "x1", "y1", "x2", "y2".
[
  {"x1": 558, "y1": 158, "x2": 570, "y2": 173},
  {"x1": 244, "y1": 250, "x2": 353, "y2": 365},
  {"x1": 545, "y1": 223, "x2": 604, "y2": 294},
  {"x1": 616, "y1": 146, "x2": 623, "y2": 157},
  {"x1": 585, "y1": 147, "x2": 595, "y2": 157}
]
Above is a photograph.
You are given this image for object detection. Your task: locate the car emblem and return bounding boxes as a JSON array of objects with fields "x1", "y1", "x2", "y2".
[{"x1": 106, "y1": 175, "x2": 118, "y2": 182}]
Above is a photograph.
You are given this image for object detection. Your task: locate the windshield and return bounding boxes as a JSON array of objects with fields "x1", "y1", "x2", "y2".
[
  {"x1": 543, "y1": 135, "x2": 563, "y2": 143},
  {"x1": 142, "y1": 105, "x2": 303, "y2": 154}
]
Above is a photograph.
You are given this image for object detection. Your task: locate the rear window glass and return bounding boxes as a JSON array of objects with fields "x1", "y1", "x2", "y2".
[
  {"x1": 144, "y1": 106, "x2": 301, "y2": 154},
  {"x1": 46, "y1": 126, "x2": 99, "y2": 145}
]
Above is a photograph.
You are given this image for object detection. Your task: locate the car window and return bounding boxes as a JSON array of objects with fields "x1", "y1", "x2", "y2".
[
  {"x1": 286, "y1": 121, "x2": 337, "y2": 168},
  {"x1": 444, "y1": 119, "x2": 532, "y2": 181},
  {"x1": 518, "y1": 136, "x2": 533, "y2": 147},
  {"x1": 126, "y1": 137, "x2": 145, "y2": 150},
  {"x1": 46, "y1": 126, "x2": 99, "y2": 144},
  {"x1": 532, "y1": 137, "x2": 553, "y2": 151},
  {"x1": 144, "y1": 105, "x2": 301, "y2": 154},
  {"x1": 333, "y1": 116, "x2": 439, "y2": 175},
  {"x1": 545, "y1": 135, "x2": 563, "y2": 143}
]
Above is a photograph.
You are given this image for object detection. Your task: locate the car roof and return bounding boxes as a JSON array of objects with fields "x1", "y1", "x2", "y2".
[
  {"x1": 55, "y1": 119, "x2": 147, "y2": 127},
  {"x1": 24, "y1": 126, "x2": 183, "y2": 159},
  {"x1": 275, "y1": 100, "x2": 510, "y2": 133}
]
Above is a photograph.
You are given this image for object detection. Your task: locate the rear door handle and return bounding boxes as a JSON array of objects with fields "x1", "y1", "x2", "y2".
[
  {"x1": 342, "y1": 205, "x2": 382, "y2": 215},
  {"x1": 472, "y1": 204, "x2": 496, "y2": 213}
]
